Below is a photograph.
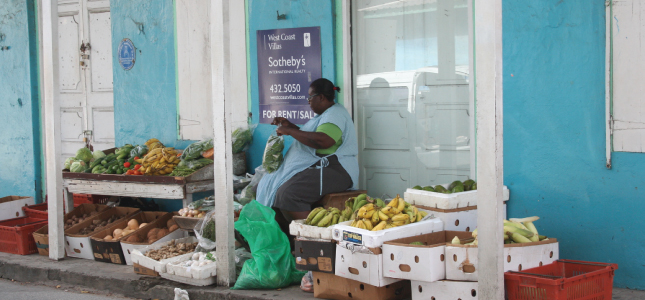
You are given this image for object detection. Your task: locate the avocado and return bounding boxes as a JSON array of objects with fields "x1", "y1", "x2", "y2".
[
  {"x1": 412, "y1": 185, "x2": 423, "y2": 190},
  {"x1": 422, "y1": 186, "x2": 435, "y2": 192},
  {"x1": 451, "y1": 185, "x2": 465, "y2": 193},
  {"x1": 443, "y1": 190, "x2": 452, "y2": 194},
  {"x1": 409, "y1": 241, "x2": 424, "y2": 246},
  {"x1": 463, "y1": 179, "x2": 476, "y2": 191},
  {"x1": 434, "y1": 185, "x2": 447, "y2": 193},
  {"x1": 471, "y1": 182, "x2": 477, "y2": 190},
  {"x1": 448, "y1": 180, "x2": 464, "y2": 190}
]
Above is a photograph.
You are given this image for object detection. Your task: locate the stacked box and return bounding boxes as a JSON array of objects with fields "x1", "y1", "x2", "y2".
[
  {"x1": 334, "y1": 244, "x2": 400, "y2": 287},
  {"x1": 295, "y1": 238, "x2": 337, "y2": 274},
  {"x1": 313, "y1": 271, "x2": 410, "y2": 300},
  {"x1": 121, "y1": 212, "x2": 187, "y2": 265},
  {"x1": 0, "y1": 196, "x2": 33, "y2": 220},
  {"x1": 411, "y1": 280, "x2": 478, "y2": 300}
]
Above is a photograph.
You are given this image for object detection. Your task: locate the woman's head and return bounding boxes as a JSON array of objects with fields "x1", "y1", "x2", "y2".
[{"x1": 308, "y1": 78, "x2": 340, "y2": 114}]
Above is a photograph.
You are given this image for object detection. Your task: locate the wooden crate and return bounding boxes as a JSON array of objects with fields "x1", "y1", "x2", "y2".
[{"x1": 313, "y1": 190, "x2": 367, "y2": 210}]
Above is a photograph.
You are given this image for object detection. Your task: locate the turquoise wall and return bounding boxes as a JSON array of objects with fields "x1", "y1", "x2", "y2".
[
  {"x1": 503, "y1": 0, "x2": 642, "y2": 289},
  {"x1": 110, "y1": 0, "x2": 192, "y2": 150},
  {"x1": 246, "y1": 0, "x2": 336, "y2": 172},
  {"x1": 0, "y1": 0, "x2": 41, "y2": 202}
]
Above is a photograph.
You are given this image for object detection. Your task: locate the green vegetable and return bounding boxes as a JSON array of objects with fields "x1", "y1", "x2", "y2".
[
  {"x1": 90, "y1": 157, "x2": 105, "y2": 169},
  {"x1": 130, "y1": 145, "x2": 148, "y2": 158},
  {"x1": 75, "y1": 148, "x2": 93, "y2": 163},
  {"x1": 262, "y1": 134, "x2": 284, "y2": 173},
  {"x1": 181, "y1": 139, "x2": 214, "y2": 160},
  {"x1": 232, "y1": 128, "x2": 253, "y2": 153},
  {"x1": 92, "y1": 150, "x2": 106, "y2": 160},
  {"x1": 203, "y1": 220, "x2": 216, "y2": 242},
  {"x1": 64, "y1": 157, "x2": 77, "y2": 170},
  {"x1": 70, "y1": 161, "x2": 88, "y2": 173}
]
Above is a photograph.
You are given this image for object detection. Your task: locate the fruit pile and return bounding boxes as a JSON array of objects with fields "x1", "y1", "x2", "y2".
[
  {"x1": 305, "y1": 207, "x2": 345, "y2": 227},
  {"x1": 412, "y1": 179, "x2": 477, "y2": 194},
  {"x1": 140, "y1": 139, "x2": 180, "y2": 176},
  {"x1": 452, "y1": 216, "x2": 548, "y2": 246},
  {"x1": 350, "y1": 194, "x2": 428, "y2": 231}
]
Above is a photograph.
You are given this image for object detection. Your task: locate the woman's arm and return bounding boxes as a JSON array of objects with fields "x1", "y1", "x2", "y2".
[
  {"x1": 276, "y1": 126, "x2": 335, "y2": 150},
  {"x1": 271, "y1": 117, "x2": 299, "y2": 130}
]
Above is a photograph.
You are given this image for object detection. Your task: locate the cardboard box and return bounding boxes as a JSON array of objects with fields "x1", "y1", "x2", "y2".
[
  {"x1": 335, "y1": 244, "x2": 400, "y2": 287},
  {"x1": 404, "y1": 185, "x2": 509, "y2": 209},
  {"x1": 418, "y1": 204, "x2": 507, "y2": 232},
  {"x1": 290, "y1": 220, "x2": 338, "y2": 240},
  {"x1": 445, "y1": 239, "x2": 559, "y2": 281},
  {"x1": 295, "y1": 239, "x2": 337, "y2": 273},
  {"x1": 32, "y1": 224, "x2": 50, "y2": 256},
  {"x1": 382, "y1": 231, "x2": 474, "y2": 282},
  {"x1": 0, "y1": 196, "x2": 33, "y2": 220},
  {"x1": 160, "y1": 272, "x2": 217, "y2": 287},
  {"x1": 64, "y1": 207, "x2": 139, "y2": 260},
  {"x1": 313, "y1": 271, "x2": 410, "y2": 300},
  {"x1": 89, "y1": 211, "x2": 154, "y2": 264},
  {"x1": 165, "y1": 254, "x2": 217, "y2": 282},
  {"x1": 411, "y1": 280, "x2": 478, "y2": 300},
  {"x1": 332, "y1": 215, "x2": 444, "y2": 248},
  {"x1": 64, "y1": 203, "x2": 111, "y2": 230},
  {"x1": 313, "y1": 190, "x2": 367, "y2": 211},
  {"x1": 133, "y1": 263, "x2": 159, "y2": 277},
  {"x1": 121, "y1": 212, "x2": 187, "y2": 265},
  {"x1": 129, "y1": 236, "x2": 198, "y2": 273}
]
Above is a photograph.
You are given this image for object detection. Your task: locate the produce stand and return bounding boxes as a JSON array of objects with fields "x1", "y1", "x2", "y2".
[{"x1": 62, "y1": 162, "x2": 215, "y2": 210}]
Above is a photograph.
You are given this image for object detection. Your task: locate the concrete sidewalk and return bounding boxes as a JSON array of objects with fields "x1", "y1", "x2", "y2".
[{"x1": 0, "y1": 252, "x2": 643, "y2": 300}]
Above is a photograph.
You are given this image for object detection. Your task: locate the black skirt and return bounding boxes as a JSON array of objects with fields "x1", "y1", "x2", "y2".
[{"x1": 273, "y1": 155, "x2": 352, "y2": 212}]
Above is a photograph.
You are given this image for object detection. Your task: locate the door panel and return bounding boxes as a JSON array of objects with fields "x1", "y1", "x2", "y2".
[
  {"x1": 58, "y1": 15, "x2": 83, "y2": 93},
  {"x1": 88, "y1": 11, "x2": 113, "y2": 92}
]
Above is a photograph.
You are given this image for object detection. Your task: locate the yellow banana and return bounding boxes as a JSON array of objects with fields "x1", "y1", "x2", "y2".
[
  {"x1": 387, "y1": 196, "x2": 398, "y2": 208},
  {"x1": 378, "y1": 210, "x2": 390, "y2": 221},
  {"x1": 363, "y1": 203, "x2": 375, "y2": 211},
  {"x1": 372, "y1": 221, "x2": 387, "y2": 231},
  {"x1": 357, "y1": 207, "x2": 367, "y2": 218},
  {"x1": 364, "y1": 210, "x2": 375, "y2": 219},
  {"x1": 392, "y1": 220, "x2": 406, "y2": 226},
  {"x1": 392, "y1": 214, "x2": 410, "y2": 222},
  {"x1": 381, "y1": 206, "x2": 394, "y2": 215},
  {"x1": 362, "y1": 219, "x2": 373, "y2": 230},
  {"x1": 385, "y1": 224, "x2": 393, "y2": 229},
  {"x1": 356, "y1": 220, "x2": 366, "y2": 229},
  {"x1": 396, "y1": 195, "x2": 406, "y2": 212},
  {"x1": 371, "y1": 209, "x2": 380, "y2": 224}
]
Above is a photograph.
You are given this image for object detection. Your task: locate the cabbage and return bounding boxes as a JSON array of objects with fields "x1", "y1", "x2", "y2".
[
  {"x1": 64, "y1": 157, "x2": 77, "y2": 170},
  {"x1": 92, "y1": 150, "x2": 106, "y2": 160},
  {"x1": 70, "y1": 161, "x2": 87, "y2": 173},
  {"x1": 75, "y1": 148, "x2": 93, "y2": 163}
]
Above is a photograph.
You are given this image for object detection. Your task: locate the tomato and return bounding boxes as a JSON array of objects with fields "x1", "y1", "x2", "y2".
[
  {"x1": 134, "y1": 170, "x2": 142, "y2": 175},
  {"x1": 126, "y1": 170, "x2": 134, "y2": 175},
  {"x1": 134, "y1": 164, "x2": 141, "y2": 170},
  {"x1": 123, "y1": 162, "x2": 131, "y2": 168},
  {"x1": 134, "y1": 156, "x2": 140, "y2": 160}
]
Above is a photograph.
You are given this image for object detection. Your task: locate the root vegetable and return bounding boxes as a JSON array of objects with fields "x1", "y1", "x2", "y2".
[
  {"x1": 127, "y1": 219, "x2": 139, "y2": 230},
  {"x1": 104, "y1": 235, "x2": 113, "y2": 241},
  {"x1": 139, "y1": 223, "x2": 148, "y2": 229},
  {"x1": 113, "y1": 228, "x2": 123, "y2": 237},
  {"x1": 169, "y1": 225, "x2": 178, "y2": 232}
]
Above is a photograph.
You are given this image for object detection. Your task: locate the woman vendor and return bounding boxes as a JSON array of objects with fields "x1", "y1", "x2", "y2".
[{"x1": 256, "y1": 78, "x2": 359, "y2": 226}]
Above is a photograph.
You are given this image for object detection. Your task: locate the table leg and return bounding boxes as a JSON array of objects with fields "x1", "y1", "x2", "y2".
[
  {"x1": 183, "y1": 193, "x2": 193, "y2": 209},
  {"x1": 64, "y1": 187, "x2": 74, "y2": 213}
]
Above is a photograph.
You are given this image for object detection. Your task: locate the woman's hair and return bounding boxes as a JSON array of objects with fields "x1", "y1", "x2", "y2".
[{"x1": 310, "y1": 78, "x2": 340, "y2": 102}]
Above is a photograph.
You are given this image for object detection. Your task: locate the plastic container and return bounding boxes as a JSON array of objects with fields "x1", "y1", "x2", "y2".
[
  {"x1": 0, "y1": 216, "x2": 48, "y2": 255},
  {"x1": 73, "y1": 194, "x2": 110, "y2": 207},
  {"x1": 22, "y1": 203, "x2": 49, "y2": 220},
  {"x1": 504, "y1": 259, "x2": 618, "y2": 300}
]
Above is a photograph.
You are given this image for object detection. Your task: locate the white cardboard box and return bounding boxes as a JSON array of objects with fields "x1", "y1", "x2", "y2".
[
  {"x1": 289, "y1": 219, "x2": 336, "y2": 240},
  {"x1": 0, "y1": 196, "x2": 33, "y2": 221},
  {"x1": 334, "y1": 244, "x2": 400, "y2": 287},
  {"x1": 166, "y1": 254, "x2": 217, "y2": 280},
  {"x1": 404, "y1": 185, "x2": 509, "y2": 209},
  {"x1": 411, "y1": 280, "x2": 478, "y2": 300},
  {"x1": 421, "y1": 204, "x2": 507, "y2": 232},
  {"x1": 130, "y1": 237, "x2": 198, "y2": 273},
  {"x1": 382, "y1": 231, "x2": 474, "y2": 282},
  {"x1": 160, "y1": 272, "x2": 217, "y2": 287},
  {"x1": 332, "y1": 215, "x2": 444, "y2": 248},
  {"x1": 445, "y1": 239, "x2": 559, "y2": 281},
  {"x1": 121, "y1": 229, "x2": 188, "y2": 265},
  {"x1": 65, "y1": 235, "x2": 95, "y2": 260}
]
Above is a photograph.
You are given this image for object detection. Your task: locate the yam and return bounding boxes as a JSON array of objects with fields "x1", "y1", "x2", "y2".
[
  {"x1": 148, "y1": 228, "x2": 160, "y2": 239},
  {"x1": 156, "y1": 228, "x2": 169, "y2": 239},
  {"x1": 169, "y1": 224, "x2": 179, "y2": 232},
  {"x1": 104, "y1": 235, "x2": 113, "y2": 241},
  {"x1": 139, "y1": 223, "x2": 148, "y2": 229},
  {"x1": 167, "y1": 219, "x2": 177, "y2": 228},
  {"x1": 126, "y1": 235, "x2": 142, "y2": 243},
  {"x1": 127, "y1": 219, "x2": 139, "y2": 230},
  {"x1": 113, "y1": 228, "x2": 123, "y2": 237}
]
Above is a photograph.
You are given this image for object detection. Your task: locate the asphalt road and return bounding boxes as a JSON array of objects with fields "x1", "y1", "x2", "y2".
[{"x1": 0, "y1": 279, "x2": 135, "y2": 300}]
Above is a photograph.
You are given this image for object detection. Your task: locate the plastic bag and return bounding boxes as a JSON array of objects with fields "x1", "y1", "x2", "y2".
[
  {"x1": 300, "y1": 271, "x2": 314, "y2": 293},
  {"x1": 174, "y1": 288, "x2": 190, "y2": 300},
  {"x1": 194, "y1": 210, "x2": 217, "y2": 252},
  {"x1": 262, "y1": 133, "x2": 284, "y2": 173},
  {"x1": 231, "y1": 201, "x2": 306, "y2": 290},
  {"x1": 235, "y1": 248, "x2": 253, "y2": 276},
  {"x1": 238, "y1": 166, "x2": 266, "y2": 205},
  {"x1": 181, "y1": 139, "x2": 214, "y2": 161},
  {"x1": 232, "y1": 124, "x2": 257, "y2": 154},
  {"x1": 170, "y1": 158, "x2": 214, "y2": 177},
  {"x1": 130, "y1": 145, "x2": 148, "y2": 158}
]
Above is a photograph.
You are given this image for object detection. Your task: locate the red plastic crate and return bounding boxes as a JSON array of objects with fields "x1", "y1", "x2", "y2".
[
  {"x1": 505, "y1": 259, "x2": 618, "y2": 300},
  {"x1": 0, "y1": 216, "x2": 48, "y2": 255},
  {"x1": 73, "y1": 194, "x2": 109, "y2": 207},
  {"x1": 22, "y1": 203, "x2": 49, "y2": 220}
]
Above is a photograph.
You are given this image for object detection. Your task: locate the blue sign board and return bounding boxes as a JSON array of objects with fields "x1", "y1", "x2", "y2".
[
  {"x1": 257, "y1": 27, "x2": 322, "y2": 124},
  {"x1": 118, "y1": 38, "x2": 135, "y2": 71}
]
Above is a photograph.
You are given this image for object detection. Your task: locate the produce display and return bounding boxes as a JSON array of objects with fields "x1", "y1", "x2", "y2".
[
  {"x1": 65, "y1": 211, "x2": 100, "y2": 230},
  {"x1": 104, "y1": 218, "x2": 179, "y2": 243},
  {"x1": 348, "y1": 194, "x2": 428, "y2": 231},
  {"x1": 78, "y1": 215, "x2": 127, "y2": 235},
  {"x1": 139, "y1": 140, "x2": 180, "y2": 176},
  {"x1": 451, "y1": 216, "x2": 547, "y2": 246},
  {"x1": 177, "y1": 197, "x2": 214, "y2": 218},
  {"x1": 144, "y1": 240, "x2": 198, "y2": 261},
  {"x1": 168, "y1": 251, "x2": 216, "y2": 268},
  {"x1": 169, "y1": 139, "x2": 215, "y2": 177},
  {"x1": 412, "y1": 179, "x2": 477, "y2": 194},
  {"x1": 262, "y1": 134, "x2": 284, "y2": 173},
  {"x1": 232, "y1": 127, "x2": 254, "y2": 154}
]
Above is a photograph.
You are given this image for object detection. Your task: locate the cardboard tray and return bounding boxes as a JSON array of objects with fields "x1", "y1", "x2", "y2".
[
  {"x1": 165, "y1": 254, "x2": 217, "y2": 280},
  {"x1": 0, "y1": 196, "x2": 33, "y2": 221},
  {"x1": 129, "y1": 236, "x2": 198, "y2": 273},
  {"x1": 289, "y1": 220, "x2": 337, "y2": 240},
  {"x1": 334, "y1": 244, "x2": 400, "y2": 287},
  {"x1": 32, "y1": 224, "x2": 50, "y2": 256},
  {"x1": 404, "y1": 185, "x2": 509, "y2": 209},
  {"x1": 331, "y1": 212, "x2": 444, "y2": 248},
  {"x1": 295, "y1": 239, "x2": 337, "y2": 274},
  {"x1": 121, "y1": 212, "x2": 187, "y2": 265},
  {"x1": 382, "y1": 231, "x2": 474, "y2": 282},
  {"x1": 445, "y1": 238, "x2": 559, "y2": 281},
  {"x1": 313, "y1": 271, "x2": 411, "y2": 300},
  {"x1": 160, "y1": 272, "x2": 217, "y2": 287},
  {"x1": 133, "y1": 263, "x2": 160, "y2": 277},
  {"x1": 411, "y1": 280, "x2": 478, "y2": 300},
  {"x1": 173, "y1": 216, "x2": 202, "y2": 231},
  {"x1": 89, "y1": 211, "x2": 160, "y2": 264}
]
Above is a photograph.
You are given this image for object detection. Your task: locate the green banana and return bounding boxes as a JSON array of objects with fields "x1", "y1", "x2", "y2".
[
  {"x1": 339, "y1": 215, "x2": 347, "y2": 223},
  {"x1": 331, "y1": 214, "x2": 340, "y2": 225},
  {"x1": 353, "y1": 200, "x2": 368, "y2": 212},
  {"x1": 310, "y1": 209, "x2": 328, "y2": 226},
  {"x1": 375, "y1": 198, "x2": 385, "y2": 208},
  {"x1": 317, "y1": 212, "x2": 334, "y2": 227},
  {"x1": 305, "y1": 207, "x2": 324, "y2": 225},
  {"x1": 353, "y1": 194, "x2": 367, "y2": 211}
]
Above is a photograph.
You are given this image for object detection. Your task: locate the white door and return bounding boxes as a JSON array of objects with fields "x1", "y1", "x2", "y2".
[
  {"x1": 58, "y1": 0, "x2": 114, "y2": 163},
  {"x1": 352, "y1": 0, "x2": 472, "y2": 198}
]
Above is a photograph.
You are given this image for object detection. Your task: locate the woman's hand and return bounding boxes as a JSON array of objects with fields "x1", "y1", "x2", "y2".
[
  {"x1": 271, "y1": 117, "x2": 291, "y2": 127},
  {"x1": 275, "y1": 125, "x2": 294, "y2": 136}
]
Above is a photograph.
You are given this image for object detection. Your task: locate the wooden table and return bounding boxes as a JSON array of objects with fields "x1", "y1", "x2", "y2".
[{"x1": 62, "y1": 164, "x2": 214, "y2": 211}]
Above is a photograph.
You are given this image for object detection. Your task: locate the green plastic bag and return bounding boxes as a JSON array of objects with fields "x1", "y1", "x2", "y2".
[{"x1": 232, "y1": 201, "x2": 305, "y2": 290}]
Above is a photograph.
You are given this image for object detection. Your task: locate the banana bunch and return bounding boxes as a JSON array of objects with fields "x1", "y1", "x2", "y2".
[
  {"x1": 350, "y1": 194, "x2": 428, "y2": 231},
  {"x1": 460, "y1": 216, "x2": 548, "y2": 246},
  {"x1": 140, "y1": 147, "x2": 180, "y2": 176},
  {"x1": 305, "y1": 207, "x2": 343, "y2": 227},
  {"x1": 145, "y1": 138, "x2": 165, "y2": 151}
]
